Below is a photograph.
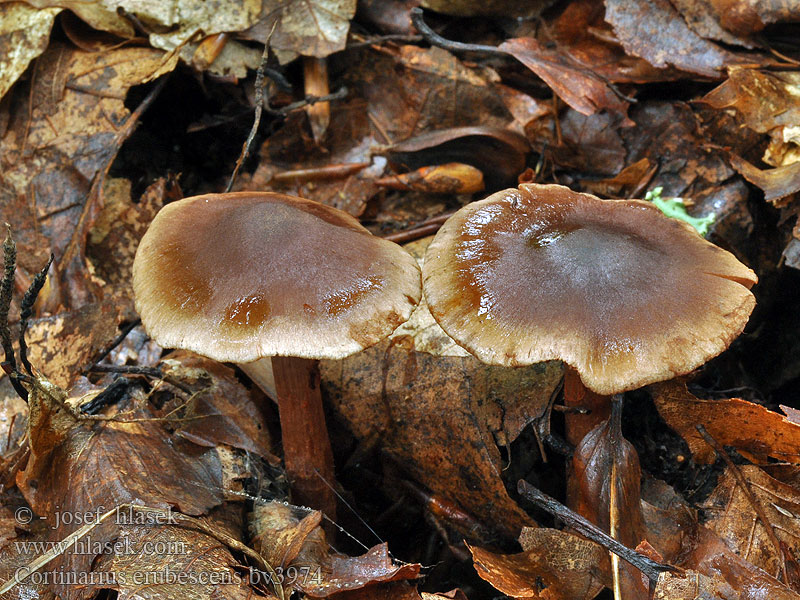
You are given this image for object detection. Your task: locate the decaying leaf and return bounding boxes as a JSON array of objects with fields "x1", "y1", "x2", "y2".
[
  {"x1": 653, "y1": 380, "x2": 800, "y2": 464},
  {"x1": 470, "y1": 529, "x2": 608, "y2": 599},
  {"x1": 0, "y1": 3, "x2": 60, "y2": 102},
  {"x1": 729, "y1": 155, "x2": 800, "y2": 204},
  {"x1": 704, "y1": 464, "x2": 800, "y2": 582}
]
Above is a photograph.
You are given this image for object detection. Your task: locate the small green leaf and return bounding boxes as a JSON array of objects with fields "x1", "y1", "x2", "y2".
[{"x1": 645, "y1": 187, "x2": 715, "y2": 236}]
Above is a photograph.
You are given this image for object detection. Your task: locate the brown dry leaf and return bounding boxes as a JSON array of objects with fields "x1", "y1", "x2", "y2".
[
  {"x1": 680, "y1": 523, "x2": 800, "y2": 600},
  {"x1": 498, "y1": 36, "x2": 631, "y2": 122},
  {"x1": 322, "y1": 238, "x2": 561, "y2": 539},
  {"x1": 570, "y1": 401, "x2": 649, "y2": 599},
  {"x1": 703, "y1": 464, "x2": 800, "y2": 581},
  {"x1": 670, "y1": 0, "x2": 756, "y2": 47},
  {"x1": 13, "y1": 376, "x2": 233, "y2": 599},
  {"x1": 470, "y1": 529, "x2": 608, "y2": 599},
  {"x1": 604, "y1": 0, "x2": 739, "y2": 77},
  {"x1": 0, "y1": 44, "x2": 171, "y2": 308},
  {"x1": 375, "y1": 163, "x2": 485, "y2": 194},
  {"x1": 653, "y1": 570, "x2": 737, "y2": 599},
  {"x1": 0, "y1": 4, "x2": 60, "y2": 102},
  {"x1": 250, "y1": 501, "x2": 420, "y2": 598},
  {"x1": 542, "y1": 110, "x2": 627, "y2": 176},
  {"x1": 87, "y1": 177, "x2": 172, "y2": 316},
  {"x1": 708, "y1": 0, "x2": 800, "y2": 36},
  {"x1": 25, "y1": 301, "x2": 119, "y2": 389},
  {"x1": 89, "y1": 511, "x2": 260, "y2": 600},
  {"x1": 652, "y1": 380, "x2": 800, "y2": 464},
  {"x1": 730, "y1": 155, "x2": 800, "y2": 203},
  {"x1": 163, "y1": 351, "x2": 279, "y2": 463},
  {"x1": 242, "y1": 0, "x2": 357, "y2": 63}
]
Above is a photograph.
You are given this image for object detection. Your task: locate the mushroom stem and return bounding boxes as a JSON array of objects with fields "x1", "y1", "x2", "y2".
[
  {"x1": 239, "y1": 356, "x2": 337, "y2": 519},
  {"x1": 563, "y1": 366, "x2": 611, "y2": 447}
]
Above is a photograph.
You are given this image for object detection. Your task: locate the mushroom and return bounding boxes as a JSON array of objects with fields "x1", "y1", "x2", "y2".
[
  {"x1": 422, "y1": 183, "x2": 757, "y2": 427},
  {"x1": 133, "y1": 192, "x2": 421, "y2": 515}
]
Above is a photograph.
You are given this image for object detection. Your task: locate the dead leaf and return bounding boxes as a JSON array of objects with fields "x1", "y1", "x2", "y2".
[
  {"x1": 704, "y1": 464, "x2": 800, "y2": 582},
  {"x1": 498, "y1": 36, "x2": 631, "y2": 122},
  {"x1": 570, "y1": 399, "x2": 649, "y2": 599},
  {"x1": 250, "y1": 500, "x2": 420, "y2": 597},
  {"x1": 707, "y1": 0, "x2": 800, "y2": 36},
  {"x1": 730, "y1": 155, "x2": 800, "y2": 204},
  {"x1": 653, "y1": 380, "x2": 800, "y2": 464},
  {"x1": 25, "y1": 301, "x2": 120, "y2": 389},
  {"x1": 470, "y1": 529, "x2": 608, "y2": 599},
  {"x1": 0, "y1": 4, "x2": 60, "y2": 102},
  {"x1": 242, "y1": 0, "x2": 357, "y2": 63},
  {"x1": 604, "y1": 0, "x2": 739, "y2": 77}
]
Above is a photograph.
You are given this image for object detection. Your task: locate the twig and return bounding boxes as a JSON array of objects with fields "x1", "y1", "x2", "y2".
[
  {"x1": 410, "y1": 8, "x2": 500, "y2": 54},
  {"x1": 83, "y1": 317, "x2": 141, "y2": 374},
  {"x1": 18, "y1": 254, "x2": 53, "y2": 375},
  {"x1": 381, "y1": 212, "x2": 455, "y2": 244},
  {"x1": 88, "y1": 363, "x2": 194, "y2": 395},
  {"x1": 226, "y1": 30, "x2": 274, "y2": 193},
  {"x1": 696, "y1": 424, "x2": 788, "y2": 584},
  {"x1": 264, "y1": 87, "x2": 348, "y2": 117},
  {"x1": 517, "y1": 480, "x2": 674, "y2": 583}
]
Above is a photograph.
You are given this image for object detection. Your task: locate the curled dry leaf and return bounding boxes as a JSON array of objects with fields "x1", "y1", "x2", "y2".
[
  {"x1": 729, "y1": 155, "x2": 800, "y2": 204},
  {"x1": 0, "y1": 3, "x2": 60, "y2": 102},
  {"x1": 250, "y1": 501, "x2": 420, "y2": 598},
  {"x1": 604, "y1": 0, "x2": 741, "y2": 78},
  {"x1": 652, "y1": 380, "x2": 800, "y2": 464},
  {"x1": 375, "y1": 163, "x2": 485, "y2": 194},
  {"x1": 469, "y1": 529, "x2": 608, "y2": 599}
]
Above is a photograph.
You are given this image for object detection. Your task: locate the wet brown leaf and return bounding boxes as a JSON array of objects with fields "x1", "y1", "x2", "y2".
[
  {"x1": 570, "y1": 400, "x2": 649, "y2": 599},
  {"x1": 470, "y1": 529, "x2": 608, "y2": 599},
  {"x1": 653, "y1": 380, "x2": 800, "y2": 464},
  {"x1": 498, "y1": 37, "x2": 631, "y2": 122},
  {"x1": 0, "y1": 4, "x2": 60, "y2": 102}
]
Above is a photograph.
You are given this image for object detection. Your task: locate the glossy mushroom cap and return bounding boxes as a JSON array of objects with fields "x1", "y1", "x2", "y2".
[
  {"x1": 423, "y1": 184, "x2": 757, "y2": 395},
  {"x1": 133, "y1": 192, "x2": 421, "y2": 363}
]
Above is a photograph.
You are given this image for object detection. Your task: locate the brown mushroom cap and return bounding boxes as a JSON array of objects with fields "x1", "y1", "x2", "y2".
[
  {"x1": 133, "y1": 192, "x2": 421, "y2": 363},
  {"x1": 422, "y1": 183, "x2": 757, "y2": 395}
]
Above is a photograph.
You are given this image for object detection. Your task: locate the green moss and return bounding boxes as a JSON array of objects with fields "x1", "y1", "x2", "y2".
[{"x1": 645, "y1": 187, "x2": 715, "y2": 236}]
